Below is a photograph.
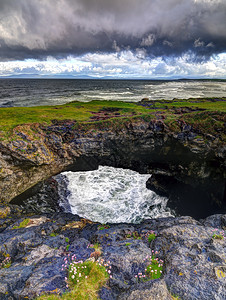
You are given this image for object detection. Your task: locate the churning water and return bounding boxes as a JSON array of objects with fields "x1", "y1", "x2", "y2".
[
  {"x1": 0, "y1": 79, "x2": 226, "y2": 107},
  {"x1": 56, "y1": 166, "x2": 172, "y2": 223}
]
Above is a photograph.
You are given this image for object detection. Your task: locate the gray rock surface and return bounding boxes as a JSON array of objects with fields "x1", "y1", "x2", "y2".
[{"x1": 0, "y1": 209, "x2": 225, "y2": 299}]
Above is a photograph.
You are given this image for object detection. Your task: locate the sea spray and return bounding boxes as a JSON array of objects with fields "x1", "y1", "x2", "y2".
[{"x1": 56, "y1": 166, "x2": 172, "y2": 223}]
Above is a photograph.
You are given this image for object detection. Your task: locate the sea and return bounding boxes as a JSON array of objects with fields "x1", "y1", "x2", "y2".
[
  {"x1": 0, "y1": 78, "x2": 225, "y2": 107},
  {"x1": 2, "y1": 78, "x2": 225, "y2": 223}
]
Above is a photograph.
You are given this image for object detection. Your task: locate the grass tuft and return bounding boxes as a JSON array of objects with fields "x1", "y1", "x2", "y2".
[
  {"x1": 148, "y1": 233, "x2": 156, "y2": 243},
  {"x1": 13, "y1": 218, "x2": 30, "y2": 229},
  {"x1": 135, "y1": 251, "x2": 163, "y2": 282},
  {"x1": 36, "y1": 258, "x2": 110, "y2": 300}
]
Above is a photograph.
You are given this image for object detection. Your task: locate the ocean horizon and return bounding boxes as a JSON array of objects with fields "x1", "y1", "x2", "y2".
[{"x1": 0, "y1": 78, "x2": 226, "y2": 108}]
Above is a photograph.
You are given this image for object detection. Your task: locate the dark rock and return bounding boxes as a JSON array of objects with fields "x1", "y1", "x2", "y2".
[
  {"x1": 201, "y1": 214, "x2": 225, "y2": 228},
  {"x1": 99, "y1": 286, "x2": 116, "y2": 300},
  {"x1": 0, "y1": 213, "x2": 225, "y2": 299},
  {"x1": 146, "y1": 174, "x2": 226, "y2": 220},
  {"x1": 19, "y1": 256, "x2": 66, "y2": 298},
  {"x1": 68, "y1": 238, "x2": 93, "y2": 261},
  {"x1": 0, "y1": 264, "x2": 34, "y2": 299},
  {"x1": 155, "y1": 222, "x2": 226, "y2": 300},
  {"x1": 146, "y1": 174, "x2": 176, "y2": 197},
  {"x1": 118, "y1": 279, "x2": 172, "y2": 300}
]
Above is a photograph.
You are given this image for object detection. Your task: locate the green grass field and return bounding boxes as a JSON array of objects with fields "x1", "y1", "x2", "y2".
[{"x1": 0, "y1": 98, "x2": 225, "y2": 140}]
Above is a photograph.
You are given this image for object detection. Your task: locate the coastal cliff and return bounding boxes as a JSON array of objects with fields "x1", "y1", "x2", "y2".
[
  {"x1": 0, "y1": 98, "x2": 225, "y2": 216},
  {"x1": 0, "y1": 98, "x2": 225, "y2": 299}
]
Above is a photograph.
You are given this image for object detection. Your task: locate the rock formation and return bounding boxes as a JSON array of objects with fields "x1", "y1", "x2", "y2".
[
  {"x1": 0, "y1": 118, "x2": 225, "y2": 218},
  {"x1": 0, "y1": 206, "x2": 225, "y2": 299}
]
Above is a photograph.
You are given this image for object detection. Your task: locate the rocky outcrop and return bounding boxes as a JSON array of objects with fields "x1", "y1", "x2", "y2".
[
  {"x1": 0, "y1": 119, "x2": 225, "y2": 217},
  {"x1": 0, "y1": 207, "x2": 225, "y2": 299}
]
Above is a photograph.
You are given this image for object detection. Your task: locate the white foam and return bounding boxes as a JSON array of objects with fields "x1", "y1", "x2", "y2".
[{"x1": 60, "y1": 166, "x2": 172, "y2": 223}]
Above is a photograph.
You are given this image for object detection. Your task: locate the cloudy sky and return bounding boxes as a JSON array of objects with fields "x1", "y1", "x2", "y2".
[{"x1": 0, "y1": 0, "x2": 226, "y2": 79}]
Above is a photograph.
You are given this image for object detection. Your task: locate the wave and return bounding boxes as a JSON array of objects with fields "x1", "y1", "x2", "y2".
[{"x1": 57, "y1": 166, "x2": 172, "y2": 224}]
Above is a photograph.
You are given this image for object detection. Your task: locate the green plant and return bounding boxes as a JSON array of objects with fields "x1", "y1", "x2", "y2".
[
  {"x1": 50, "y1": 233, "x2": 58, "y2": 237},
  {"x1": 88, "y1": 243, "x2": 101, "y2": 251},
  {"x1": 145, "y1": 256, "x2": 163, "y2": 280},
  {"x1": 211, "y1": 228, "x2": 225, "y2": 240},
  {"x1": 65, "y1": 237, "x2": 69, "y2": 243},
  {"x1": 125, "y1": 243, "x2": 132, "y2": 246},
  {"x1": 0, "y1": 254, "x2": 11, "y2": 269},
  {"x1": 147, "y1": 232, "x2": 156, "y2": 243},
  {"x1": 98, "y1": 224, "x2": 110, "y2": 230},
  {"x1": 37, "y1": 256, "x2": 111, "y2": 300},
  {"x1": 135, "y1": 252, "x2": 163, "y2": 281},
  {"x1": 13, "y1": 218, "x2": 30, "y2": 229},
  {"x1": 126, "y1": 231, "x2": 142, "y2": 240},
  {"x1": 212, "y1": 234, "x2": 224, "y2": 240},
  {"x1": 170, "y1": 293, "x2": 181, "y2": 300},
  {"x1": 66, "y1": 245, "x2": 70, "y2": 251}
]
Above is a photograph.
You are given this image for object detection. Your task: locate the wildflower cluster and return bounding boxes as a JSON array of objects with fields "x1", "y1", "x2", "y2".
[
  {"x1": 61, "y1": 254, "x2": 112, "y2": 289},
  {"x1": 135, "y1": 251, "x2": 163, "y2": 282},
  {"x1": 211, "y1": 228, "x2": 225, "y2": 240},
  {"x1": 97, "y1": 258, "x2": 112, "y2": 279},
  {"x1": 0, "y1": 255, "x2": 11, "y2": 269}
]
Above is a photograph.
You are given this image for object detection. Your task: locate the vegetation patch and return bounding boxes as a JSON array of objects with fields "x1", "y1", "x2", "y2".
[
  {"x1": 211, "y1": 228, "x2": 225, "y2": 240},
  {"x1": 212, "y1": 234, "x2": 224, "y2": 240},
  {"x1": 147, "y1": 231, "x2": 156, "y2": 243},
  {"x1": 125, "y1": 243, "x2": 132, "y2": 246},
  {"x1": 0, "y1": 254, "x2": 12, "y2": 269},
  {"x1": 97, "y1": 224, "x2": 110, "y2": 230},
  {"x1": 0, "y1": 98, "x2": 225, "y2": 143},
  {"x1": 126, "y1": 230, "x2": 157, "y2": 242},
  {"x1": 170, "y1": 293, "x2": 181, "y2": 300},
  {"x1": 135, "y1": 251, "x2": 164, "y2": 281},
  {"x1": 50, "y1": 232, "x2": 58, "y2": 237},
  {"x1": 13, "y1": 218, "x2": 30, "y2": 229},
  {"x1": 37, "y1": 255, "x2": 110, "y2": 300},
  {"x1": 126, "y1": 231, "x2": 142, "y2": 240}
]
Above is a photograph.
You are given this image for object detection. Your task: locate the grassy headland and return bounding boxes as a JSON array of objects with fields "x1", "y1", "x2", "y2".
[{"x1": 0, "y1": 97, "x2": 225, "y2": 142}]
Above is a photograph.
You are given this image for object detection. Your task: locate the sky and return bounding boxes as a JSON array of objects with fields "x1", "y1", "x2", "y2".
[{"x1": 0, "y1": 0, "x2": 226, "y2": 79}]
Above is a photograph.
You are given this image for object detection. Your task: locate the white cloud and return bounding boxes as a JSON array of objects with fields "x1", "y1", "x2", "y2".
[{"x1": 0, "y1": 51, "x2": 226, "y2": 79}]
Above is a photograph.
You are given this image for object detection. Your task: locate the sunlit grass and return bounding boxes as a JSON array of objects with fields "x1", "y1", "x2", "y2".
[
  {"x1": 0, "y1": 98, "x2": 225, "y2": 140},
  {"x1": 12, "y1": 218, "x2": 30, "y2": 229},
  {"x1": 135, "y1": 251, "x2": 164, "y2": 281},
  {"x1": 165, "y1": 98, "x2": 226, "y2": 112},
  {"x1": 36, "y1": 259, "x2": 109, "y2": 300}
]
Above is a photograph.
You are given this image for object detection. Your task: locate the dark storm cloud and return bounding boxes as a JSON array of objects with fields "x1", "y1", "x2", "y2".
[{"x1": 0, "y1": 0, "x2": 226, "y2": 61}]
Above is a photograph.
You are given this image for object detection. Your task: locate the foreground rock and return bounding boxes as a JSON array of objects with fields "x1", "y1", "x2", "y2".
[{"x1": 0, "y1": 207, "x2": 225, "y2": 299}]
